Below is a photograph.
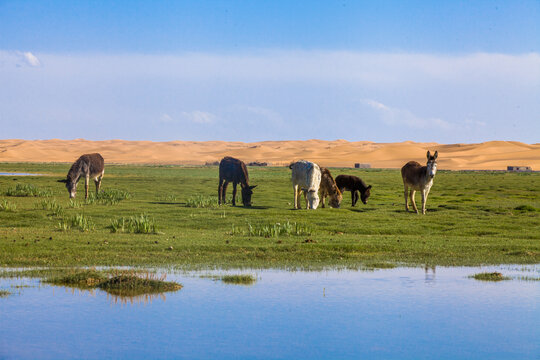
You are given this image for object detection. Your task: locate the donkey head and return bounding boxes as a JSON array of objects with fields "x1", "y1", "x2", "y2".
[
  {"x1": 361, "y1": 185, "x2": 372, "y2": 204},
  {"x1": 241, "y1": 185, "x2": 257, "y2": 207},
  {"x1": 328, "y1": 186, "x2": 343, "y2": 208},
  {"x1": 58, "y1": 178, "x2": 77, "y2": 198},
  {"x1": 306, "y1": 189, "x2": 320, "y2": 210},
  {"x1": 426, "y1": 151, "x2": 438, "y2": 178}
]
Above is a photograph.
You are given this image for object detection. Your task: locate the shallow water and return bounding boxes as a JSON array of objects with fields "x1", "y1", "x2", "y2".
[
  {"x1": 1, "y1": 266, "x2": 538, "y2": 360},
  {"x1": 0, "y1": 172, "x2": 43, "y2": 176}
]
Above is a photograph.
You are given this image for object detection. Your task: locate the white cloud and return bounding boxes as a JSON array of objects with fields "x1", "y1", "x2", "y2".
[
  {"x1": 180, "y1": 111, "x2": 216, "y2": 124},
  {"x1": 22, "y1": 52, "x2": 41, "y2": 67},
  {"x1": 361, "y1": 99, "x2": 453, "y2": 130}
]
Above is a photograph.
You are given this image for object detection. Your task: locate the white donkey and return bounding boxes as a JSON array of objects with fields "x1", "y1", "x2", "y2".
[
  {"x1": 290, "y1": 160, "x2": 322, "y2": 210},
  {"x1": 401, "y1": 150, "x2": 438, "y2": 214}
]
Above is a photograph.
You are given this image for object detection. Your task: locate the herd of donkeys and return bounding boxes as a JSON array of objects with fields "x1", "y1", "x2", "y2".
[{"x1": 60, "y1": 150, "x2": 439, "y2": 215}]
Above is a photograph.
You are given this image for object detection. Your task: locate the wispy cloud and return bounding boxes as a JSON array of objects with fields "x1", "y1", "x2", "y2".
[
  {"x1": 361, "y1": 99, "x2": 452, "y2": 130},
  {"x1": 0, "y1": 51, "x2": 42, "y2": 68}
]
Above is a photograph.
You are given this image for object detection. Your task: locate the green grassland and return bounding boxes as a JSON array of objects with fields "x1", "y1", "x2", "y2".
[{"x1": 0, "y1": 163, "x2": 538, "y2": 269}]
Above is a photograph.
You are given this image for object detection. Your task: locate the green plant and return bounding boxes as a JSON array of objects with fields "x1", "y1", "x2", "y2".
[
  {"x1": 57, "y1": 214, "x2": 94, "y2": 232},
  {"x1": 470, "y1": 272, "x2": 510, "y2": 281},
  {"x1": 245, "y1": 221, "x2": 313, "y2": 238},
  {"x1": 35, "y1": 199, "x2": 64, "y2": 217},
  {"x1": 186, "y1": 195, "x2": 220, "y2": 208},
  {"x1": 110, "y1": 214, "x2": 159, "y2": 234},
  {"x1": 5, "y1": 184, "x2": 52, "y2": 197},
  {"x1": 220, "y1": 274, "x2": 256, "y2": 285},
  {"x1": 0, "y1": 199, "x2": 17, "y2": 212}
]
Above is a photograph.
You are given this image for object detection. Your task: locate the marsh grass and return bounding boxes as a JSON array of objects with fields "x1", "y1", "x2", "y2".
[
  {"x1": 220, "y1": 274, "x2": 257, "y2": 285},
  {"x1": 232, "y1": 221, "x2": 313, "y2": 237},
  {"x1": 0, "y1": 199, "x2": 17, "y2": 212},
  {"x1": 186, "y1": 195, "x2": 220, "y2": 208},
  {"x1": 86, "y1": 189, "x2": 131, "y2": 205},
  {"x1": 110, "y1": 214, "x2": 160, "y2": 234},
  {"x1": 514, "y1": 205, "x2": 538, "y2": 212},
  {"x1": 5, "y1": 183, "x2": 51, "y2": 197},
  {"x1": 0, "y1": 289, "x2": 11, "y2": 297},
  {"x1": 36, "y1": 199, "x2": 64, "y2": 217},
  {"x1": 57, "y1": 214, "x2": 95, "y2": 232},
  {"x1": 470, "y1": 272, "x2": 510, "y2": 281},
  {"x1": 45, "y1": 269, "x2": 182, "y2": 296},
  {"x1": 0, "y1": 164, "x2": 538, "y2": 268}
]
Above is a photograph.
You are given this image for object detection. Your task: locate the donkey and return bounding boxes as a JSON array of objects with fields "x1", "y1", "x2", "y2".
[
  {"x1": 290, "y1": 160, "x2": 322, "y2": 210},
  {"x1": 319, "y1": 167, "x2": 342, "y2": 208},
  {"x1": 335, "y1": 175, "x2": 372, "y2": 206},
  {"x1": 58, "y1": 153, "x2": 104, "y2": 199},
  {"x1": 401, "y1": 150, "x2": 438, "y2": 214},
  {"x1": 218, "y1": 156, "x2": 256, "y2": 207}
]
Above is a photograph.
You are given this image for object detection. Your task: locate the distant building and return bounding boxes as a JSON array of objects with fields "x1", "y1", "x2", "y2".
[
  {"x1": 354, "y1": 163, "x2": 371, "y2": 169},
  {"x1": 507, "y1": 166, "x2": 532, "y2": 172}
]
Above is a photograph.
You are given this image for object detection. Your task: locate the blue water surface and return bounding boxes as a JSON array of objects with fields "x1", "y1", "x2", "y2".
[{"x1": 0, "y1": 266, "x2": 538, "y2": 360}]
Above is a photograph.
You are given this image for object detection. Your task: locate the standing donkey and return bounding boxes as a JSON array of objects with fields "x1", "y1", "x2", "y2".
[
  {"x1": 218, "y1": 156, "x2": 257, "y2": 207},
  {"x1": 401, "y1": 151, "x2": 438, "y2": 214},
  {"x1": 319, "y1": 167, "x2": 342, "y2": 208},
  {"x1": 290, "y1": 160, "x2": 322, "y2": 210},
  {"x1": 58, "y1": 153, "x2": 104, "y2": 199}
]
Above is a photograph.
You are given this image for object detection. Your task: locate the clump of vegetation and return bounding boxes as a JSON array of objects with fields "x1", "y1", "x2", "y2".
[
  {"x1": 363, "y1": 262, "x2": 397, "y2": 269},
  {"x1": 0, "y1": 289, "x2": 11, "y2": 297},
  {"x1": 5, "y1": 184, "x2": 52, "y2": 197},
  {"x1": 46, "y1": 269, "x2": 181, "y2": 296},
  {"x1": 185, "y1": 195, "x2": 219, "y2": 208},
  {"x1": 36, "y1": 199, "x2": 64, "y2": 217},
  {"x1": 514, "y1": 205, "x2": 538, "y2": 212},
  {"x1": 110, "y1": 214, "x2": 160, "y2": 234},
  {"x1": 0, "y1": 199, "x2": 17, "y2": 212},
  {"x1": 237, "y1": 221, "x2": 312, "y2": 238},
  {"x1": 470, "y1": 272, "x2": 510, "y2": 281},
  {"x1": 57, "y1": 214, "x2": 95, "y2": 232},
  {"x1": 220, "y1": 274, "x2": 256, "y2": 285},
  {"x1": 86, "y1": 189, "x2": 131, "y2": 205}
]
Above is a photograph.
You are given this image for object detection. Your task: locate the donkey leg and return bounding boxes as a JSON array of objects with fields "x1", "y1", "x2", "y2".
[
  {"x1": 85, "y1": 175, "x2": 90, "y2": 200},
  {"x1": 232, "y1": 182, "x2": 238, "y2": 206},
  {"x1": 410, "y1": 190, "x2": 418, "y2": 214},
  {"x1": 218, "y1": 179, "x2": 223, "y2": 205},
  {"x1": 403, "y1": 185, "x2": 409, "y2": 212},
  {"x1": 293, "y1": 185, "x2": 298, "y2": 209},
  {"x1": 353, "y1": 191, "x2": 359, "y2": 206},
  {"x1": 422, "y1": 188, "x2": 431, "y2": 215},
  {"x1": 321, "y1": 192, "x2": 326, "y2": 208}
]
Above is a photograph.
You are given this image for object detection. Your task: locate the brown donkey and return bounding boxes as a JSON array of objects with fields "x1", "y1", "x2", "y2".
[
  {"x1": 319, "y1": 167, "x2": 342, "y2": 208},
  {"x1": 401, "y1": 151, "x2": 438, "y2": 214},
  {"x1": 58, "y1": 153, "x2": 104, "y2": 199},
  {"x1": 218, "y1": 156, "x2": 256, "y2": 207}
]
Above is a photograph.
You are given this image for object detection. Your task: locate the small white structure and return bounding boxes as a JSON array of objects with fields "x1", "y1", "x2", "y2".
[
  {"x1": 507, "y1": 166, "x2": 532, "y2": 172},
  {"x1": 354, "y1": 163, "x2": 371, "y2": 169},
  {"x1": 290, "y1": 160, "x2": 322, "y2": 210}
]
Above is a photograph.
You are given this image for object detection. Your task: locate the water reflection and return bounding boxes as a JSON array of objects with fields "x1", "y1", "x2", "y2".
[{"x1": 0, "y1": 266, "x2": 538, "y2": 360}]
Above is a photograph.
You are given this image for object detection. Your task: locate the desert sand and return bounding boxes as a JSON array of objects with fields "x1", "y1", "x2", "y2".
[{"x1": 0, "y1": 139, "x2": 538, "y2": 170}]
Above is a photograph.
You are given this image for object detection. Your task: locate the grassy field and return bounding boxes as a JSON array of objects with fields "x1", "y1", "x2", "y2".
[{"x1": 0, "y1": 162, "x2": 538, "y2": 269}]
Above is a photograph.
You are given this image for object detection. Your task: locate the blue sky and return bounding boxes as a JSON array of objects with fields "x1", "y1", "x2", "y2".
[{"x1": 1, "y1": 0, "x2": 539, "y2": 142}]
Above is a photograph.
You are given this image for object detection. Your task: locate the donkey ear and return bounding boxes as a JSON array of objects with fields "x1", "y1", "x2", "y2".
[
  {"x1": 427, "y1": 151, "x2": 431, "y2": 159},
  {"x1": 249, "y1": 185, "x2": 257, "y2": 189},
  {"x1": 367, "y1": 185, "x2": 372, "y2": 190},
  {"x1": 57, "y1": 179, "x2": 67, "y2": 183},
  {"x1": 433, "y1": 151, "x2": 438, "y2": 159}
]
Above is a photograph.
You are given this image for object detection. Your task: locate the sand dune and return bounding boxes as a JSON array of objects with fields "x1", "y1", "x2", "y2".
[{"x1": 0, "y1": 139, "x2": 538, "y2": 170}]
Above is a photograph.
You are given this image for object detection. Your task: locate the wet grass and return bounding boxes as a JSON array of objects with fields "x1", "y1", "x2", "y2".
[
  {"x1": 45, "y1": 269, "x2": 182, "y2": 296},
  {"x1": 0, "y1": 164, "x2": 538, "y2": 269},
  {"x1": 220, "y1": 274, "x2": 257, "y2": 285},
  {"x1": 470, "y1": 272, "x2": 511, "y2": 281}
]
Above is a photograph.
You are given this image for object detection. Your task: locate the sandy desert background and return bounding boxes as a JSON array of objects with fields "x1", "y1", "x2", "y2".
[{"x1": 0, "y1": 139, "x2": 538, "y2": 170}]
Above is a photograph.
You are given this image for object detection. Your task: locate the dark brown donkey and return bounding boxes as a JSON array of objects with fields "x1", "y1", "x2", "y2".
[
  {"x1": 401, "y1": 150, "x2": 438, "y2": 214},
  {"x1": 218, "y1": 156, "x2": 256, "y2": 207},
  {"x1": 335, "y1": 175, "x2": 372, "y2": 206},
  {"x1": 319, "y1": 167, "x2": 342, "y2": 208},
  {"x1": 58, "y1": 153, "x2": 104, "y2": 199}
]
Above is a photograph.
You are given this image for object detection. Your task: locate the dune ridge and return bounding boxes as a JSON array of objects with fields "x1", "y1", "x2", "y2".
[{"x1": 0, "y1": 139, "x2": 538, "y2": 170}]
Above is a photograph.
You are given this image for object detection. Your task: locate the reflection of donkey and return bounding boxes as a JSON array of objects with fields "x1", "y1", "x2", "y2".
[
  {"x1": 58, "y1": 153, "x2": 104, "y2": 199},
  {"x1": 401, "y1": 151, "x2": 438, "y2": 214},
  {"x1": 218, "y1": 156, "x2": 256, "y2": 207},
  {"x1": 319, "y1": 167, "x2": 342, "y2": 208}
]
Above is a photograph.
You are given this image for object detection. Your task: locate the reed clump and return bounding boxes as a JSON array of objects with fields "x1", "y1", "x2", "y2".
[
  {"x1": 0, "y1": 199, "x2": 17, "y2": 212},
  {"x1": 470, "y1": 272, "x2": 510, "y2": 281},
  {"x1": 109, "y1": 214, "x2": 160, "y2": 234},
  {"x1": 220, "y1": 274, "x2": 257, "y2": 285},
  {"x1": 5, "y1": 184, "x2": 52, "y2": 197}
]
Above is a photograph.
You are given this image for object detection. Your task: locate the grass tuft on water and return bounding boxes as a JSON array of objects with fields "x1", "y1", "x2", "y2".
[
  {"x1": 0, "y1": 289, "x2": 11, "y2": 297},
  {"x1": 45, "y1": 269, "x2": 182, "y2": 296},
  {"x1": 221, "y1": 274, "x2": 257, "y2": 285},
  {"x1": 470, "y1": 272, "x2": 510, "y2": 281}
]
